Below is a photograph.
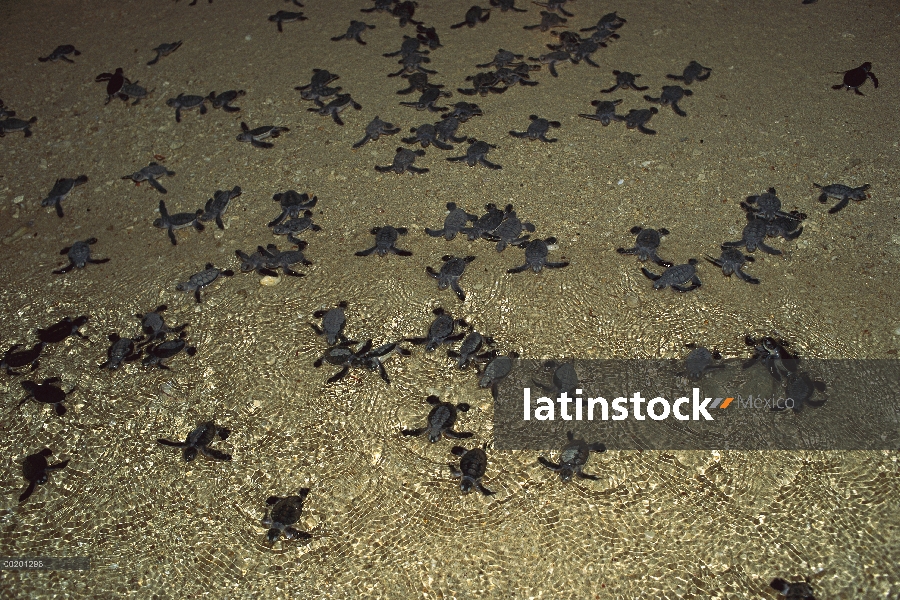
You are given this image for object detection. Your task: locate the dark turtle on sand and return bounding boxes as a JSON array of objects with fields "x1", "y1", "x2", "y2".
[
  {"x1": 259, "y1": 242, "x2": 312, "y2": 277},
  {"x1": 147, "y1": 41, "x2": 182, "y2": 65},
  {"x1": 199, "y1": 186, "x2": 241, "y2": 229},
  {"x1": 95, "y1": 67, "x2": 130, "y2": 104},
  {"x1": 36, "y1": 315, "x2": 89, "y2": 345},
  {"x1": 705, "y1": 246, "x2": 759, "y2": 284},
  {"x1": 450, "y1": 445, "x2": 494, "y2": 495},
  {"x1": 642, "y1": 259, "x2": 701, "y2": 292},
  {"x1": 19, "y1": 378, "x2": 74, "y2": 417},
  {"x1": 426, "y1": 255, "x2": 476, "y2": 301},
  {"x1": 154, "y1": 200, "x2": 204, "y2": 246},
  {"x1": 391, "y1": 1, "x2": 422, "y2": 27},
  {"x1": 773, "y1": 372, "x2": 827, "y2": 413},
  {"x1": 375, "y1": 147, "x2": 429, "y2": 174},
  {"x1": 443, "y1": 102, "x2": 483, "y2": 122},
  {"x1": 269, "y1": 10, "x2": 308, "y2": 32},
  {"x1": 523, "y1": 11, "x2": 568, "y2": 32},
  {"x1": 143, "y1": 331, "x2": 197, "y2": 370},
  {"x1": 268, "y1": 191, "x2": 317, "y2": 227},
  {"x1": 158, "y1": 421, "x2": 232, "y2": 461},
  {"x1": 0, "y1": 116, "x2": 38, "y2": 138},
  {"x1": 308, "y1": 94, "x2": 362, "y2": 126},
  {"x1": 271, "y1": 210, "x2": 321, "y2": 246},
  {"x1": 578, "y1": 99, "x2": 623, "y2": 125},
  {"x1": 136, "y1": 305, "x2": 187, "y2": 346},
  {"x1": 2, "y1": 342, "x2": 44, "y2": 375},
  {"x1": 477, "y1": 48, "x2": 525, "y2": 69},
  {"x1": 53, "y1": 238, "x2": 109, "y2": 274},
  {"x1": 616, "y1": 226, "x2": 672, "y2": 268},
  {"x1": 477, "y1": 351, "x2": 519, "y2": 399},
  {"x1": 405, "y1": 307, "x2": 467, "y2": 352},
  {"x1": 507, "y1": 237, "x2": 569, "y2": 274},
  {"x1": 724, "y1": 214, "x2": 783, "y2": 255},
  {"x1": 207, "y1": 89, "x2": 245, "y2": 112},
  {"x1": 461, "y1": 202, "x2": 511, "y2": 241},
  {"x1": 667, "y1": 61, "x2": 712, "y2": 84},
  {"x1": 425, "y1": 202, "x2": 478, "y2": 241},
  {"x1": 402, "y1": 395, "x2": 473, "y2": 443},
  {"x1": 313, "y1": 339, "x2": 372, "y2": 383},
  {"x1": 295, "y1": 69, "x2": 342, "y2": 102},
  {"x1": 769, "y1": 577, "x2": 817, "y2": 600},
  {"x1": 176, "y1": 262, "x2": 234, "y2": 303},
  {"x1": 509, "y1": 114, "x2": 561, "y2": 143},
  {"x1": 538, "y1": 431, "x2": 607, "y2": 482},
  {"x1": 38, "y1": 45, "x2": 81, "y2": 63},
  {"x1": 383, "y1": 35, "x2": 425, "y2": 59},
  {"x1": 388, "y1": 52, "x2": 437, "y2": 78},
  {"x1": 353, "y1": 116, "x2": 401, "y2": 148},
  {"x1": 115, "y1": 81, "x2": 153, "y2": 105},
  {"x1": 415, "y1": 24, "x2": 442, "y2": 48},
  {"x1": 740, "y1": 187, "x2": 800, "y2": 222},
  {"x1": 42, "y1": 175, "x2": 88, "y2": 218},
  {"x1": 644, "y1": 85, "x2": 693, "y2": 117},
  {"x1": 263, "y1": 489, "x2": 312, "y2": 542},
  {"x1": 310, "y1": 301, "x2": 351, "y2": 346},
  {"x1": 166, "y1": 93, "x2": 208, "y2": 123},
  {"x1": 681, "y1": 345, "x2": 724, "y2": 380},
  {"x1": 356, "y1": 225, "x2": 413, "y2": 257},
  {"x1": 533, "y1": 360, "x2": 580, "y2": 398},
  {"x1": 448, "y1": 330, "x2": 494, "y2": 369},
  {"x1": 813, "y1": 183, "x2": 870, "y2": 214},
  {"x1": 98, "y1": 333, "x2": 144, "y2": 370},
  {"x1": 743, "y1": 335, "x2": 798, "y2": 383},
  {"x1": 122, "y1": 162, "x2": 175, "y2": 194},
  {"x1": 451, "y1": 5, "x2": 491, "y2": 29},
  {"x1": 399, "y1": 87, "x2": 451, "y2": 112},
  {"x1": 235, "y1": 248, "x2": 277, "y2": 277},
  {"x1": 615, "y1": 107, "x2": 658, "y2": 135},
  {"x1": 331, "y1": 20, "x2": 376, "y2": 44},
  {"x1": 19, "y1": 448, "x2": 68, "y2": 503},
  {"x1": 395, "y1": 72, "x2": 440, "y2": 95},
  {"x1": 236, "y1": 122, "x2": 289, "y2": 149},
  {"x1": 361, "y1": 0, "x2": 392, "y2": 12},
  {"x1": 434, "y1": 117, "x2": 467, "y2": 145},
  {"x1": 457, "y1": 72, "x2": 507, "y2": 96},
  {"x1": 528, "y1": 50, "x2": 573, "y2": 78},
  {"x1": 446, "y1": 139, "x2": 501, "y2": 169},
  {"x1": 490, "y1": 0, "x2": 527, "y2": 11},
  {"x1": 832, "y1": 62, "x2": 877, "y2": 96},
  {"x1": 402, "y1": 124, "x2": 453, "y2": 150},
  {"x1": 483, "y1": 210, "x2": 535, "y2": 252}
]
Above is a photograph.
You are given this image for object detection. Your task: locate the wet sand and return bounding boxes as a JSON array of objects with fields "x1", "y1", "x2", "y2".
[{"x1": 0, "y1": 0, "x2": 898, "y2": 597}]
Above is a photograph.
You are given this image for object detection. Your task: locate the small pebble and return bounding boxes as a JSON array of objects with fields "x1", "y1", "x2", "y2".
[
  {"x1": 625, "y1": 294, "x2": 641, "y2": 308},
  {"x1": 260, "y1": 275, "x2": 281, "y2": 286}
]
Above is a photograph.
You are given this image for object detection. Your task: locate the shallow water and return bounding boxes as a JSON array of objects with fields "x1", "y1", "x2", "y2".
[{"x1": 1, "y1": 0, "x2": 898, "y2": 597}]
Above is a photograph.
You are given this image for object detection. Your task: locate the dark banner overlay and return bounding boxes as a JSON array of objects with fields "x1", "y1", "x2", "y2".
[{"x1": 494, "y1": 360, "x2": 900, "y2": 450}]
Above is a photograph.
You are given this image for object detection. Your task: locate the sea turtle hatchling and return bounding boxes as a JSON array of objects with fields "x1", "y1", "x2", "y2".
[
  {"x1": 450, "y1": 5, "x2": 491, "y2": 29},
  {"x1": 642, "y1": 259, "x2": 702, "y2": 292},
  {"x1": 38, "y1": 45, "x2": 81, "y2": 63},
  {"x1": 402, "y1": 395, "x2": 473, "y2": 443},
  {"x1": 41, "y1": 175, "x2": 88, "y2": 218},
  {"x1": 489, "y1": 0, "x2": 527, "y2": 12},
  {"x1": 331, "y1": 20, "x2": 376, "y2": 44},
  {"x1": 509, "y1": 114, "x2": 561, "y2": 143},
  {"x1": 0, "y1": 99, "x2": 14, "y2": 119},
  {"x1": 681, "y1": 345, "x2": 724, "y2": 380},
  {"x1": 268, "y1": 191, "x2": 317, "y2": 227},
  {"x1": 269, "y1": 10, "x2": 308, "y2": 32},
  {"x1": 207, "y1": 89, "x2": 246, "y2": 112},
  {"x1": 667, "y1": 61, "x2": 712, "y2": 84},
  {"x1": 527, "y1": 50, "x2": 573, "y2": 78},
  {"x1": 359, "y1": 341, "x2": 412, "y2": 384},
  {"x1": 115, "y1": 81, "x2": 153, "y2": 105},
  {"x1": 615, "y1": 107, "x2": 659, "y2": 135},
  {"x1": 388, "y1": 52, "x2": 437, "y2": 78},
  {"x1": 35, "y1": 315, "x2": 89, "y2": 345},
  {"x1": 236, "y1": 122, "x2": 290, "y2": 148},
  {"x1": 449, "y1": 445, "x2": 494, "y2": 495},
  {"x1": 308, "y1": 94, "x2": 362, "y2": 126},
  {"x1": 507, "y1": 237, "x2": 569, "y2": 274},
  {"x1": 1, "y1": 342, "x2": 44, "y2": 375},
  {"x1": 176, "y1": 262, "x2": 234, "y2": 302},
  {"x1": 425, "y1": 202, "x2": 478, "y2": 241},
  {"x1": 356, "y1": 225, "x2": 413, "y2": 256},
  {"x1": 616, "y1": 226, "x2": 673, "y2": 268},
  {"x1": 443, "y1": 102, "x2": 483, "y2": 122},
  {"x1": 154, "y1": 200, "x2": 204, "y2": 246},
  {"x1": 157, "y1": 421, "x2": 232, "y2": 461},
  {"x1": 426, "y1": 255, "x2": 476, "y2": 301},
  {"x1": 832, "y1": 62, "x2": 878, "y2": 96},
  {"x1": 581, "y1": 11, "x2": 628, "y2": 33},
  {"x1": 457, "y1": 72, "x2": 507, "y2": 96},
  {"x1": 147, "y1": 41, "x2": 182, "y2": 65},
  {"x1": 538, "y1": 431, "x2": 607, "y2": 482},
  {"x1": 705, "y1": 246, "x2": 759, "y2": 284},
  {"x1": 523, "y1": 10, "x2": 568, "y2": 32},
  {"x1": 310, "y1": 301, "x2": 351, "y2": 345},
  {"x1": 434, "y1": 116, "x2": 467, "y2": 145},
  {"x1": 402, "y1": 123, "x2": 453, "y2": 150},
  {"x1": 199, "y1": 185, "x2": 241, "y2": 229},
  {"x1": 405, "y1": 307, "x2": 467, "y2": 352},
  {"x1": 98, "y1": 333, "x2": 144, "y2": 370},
  {"x1": 813, "y1": 183, "x2": 870, "y2": 214},
  {"x1": 415, "y1": 24, "x2": 442, "y2": 48},
  {"x1": 53, "y1": 237, "x2": 109, "y2": 274},
  {"x1": 743, "y1": 335, "x2": 798, "y2": 382},
  {"x1": 19, "y1": 378, "x2": 74, "y2": 417},
  {"x1": 723, "y1": 214, "x2": 783, "y2": 255},
  {"x1": 447, "y1": 329, "x2": 494, "y2": 369},
  {"x1": 533, "y1": 360, "x2": 580, "y2": 398},
  {"x1": 122, "y1": 162, "x2": 175, "y2": 194},
  {"x1": 235, "y1": 248, "x2": 278, "y2": 277},
  {"x1": 399, "y1": 87, "x2": 451, "y2": 112},
  {"x1": 600, "y1": 70, "x2": 649, "y2": 93},
  {"x1": 740, "y1": 187, "x2": 800, "y2": 222},
  {"x1": 391, "y1": 0, "x2": 422, "y2": 27},
  {"x1": 578, "y1": 99, "x2": 623, "y2": 125},
  {"x1": 477, "y1": 351, "x2": 519, "y2": 399},
  {"x1": 353, "y1": 116, "x2": 401, "y2": 148},
  {"x1": 461, "y1": 203, "x2": 512, "y2": 241},
  {"x1": 446, "y1": 138, "x2": 501, "y2": 169},
  {"x1": 135, "y1": 305, "x2": 188, "y2": 346},
  {"x1": 271, "y1": 210, "x2": 321, "y2": 246},
  {"x1": 166, "y1": 93, "x2": 208, "y2": 123},
  {"x1": 313, "y1": 339, "x2": 373, "y2": 383},
  {"x1": 382, "y1": 35, "x2": 424, "y2": 59},
  {"x1": 644, "y1": 85, "x2": 693, "y2": 116},
  {"x1": 95, "y1": 67, "x2": 130, "y2": 104},
  {"x1": 769, "y1": 577, "x2": 817, "y2": 600},
  {"x1": 483, "y1": 211, "x2": 535, "y2": 252},
  {"x1": 262, "y1": 488, "x2": 312, "y2": 542},
  {"x1": 258, "y1": 242, "x2": 312, "y2": 277},
  {"x1": 375, "y1": 147, "x2": 429, "y2": 174},
  {"x1": 19, "y1": 448, "x2": 68, "y2": 503},
  {"x1": 0, "y1": 116, "x2": 38, "y2": 138},
  {"x1": 142, "y1": 331, "x2": 197, "y2": 370}
]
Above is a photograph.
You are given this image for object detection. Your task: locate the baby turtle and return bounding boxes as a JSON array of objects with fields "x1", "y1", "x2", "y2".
[
  {"x1": 773, "y1": 372, "x2": 827, "y2": 413},
  {"x1": 53, "y1": 237, "x2": 109, "y2": 274},
  {"x1": 353, "y1": 116, "x2": 400, "y2": 148},
  {"x1": 446, "y1": 138, "x2": 501, "y2": 169},
  {"x1": 509, "y1": 115, "x2": 561, "y2": 143},
  {"x1": 578, "y1": 99, "x2": 623, "y2": 125},
  {"x1": 533, "y1": 360, "x2": 580, "y2": 398},
  {"x1": 451, "y1": 5, "x2": 491, "y2": 28},
  {"x1": 581, "y1": 11, "x2": 628, "y2": 32},
  {"x1": 495, "y1": 64, "x2": 540, "y2": 88},
  {"x1": 269, "y1": 10, "x2": 308, "y2": 32},
  {"x1": 483, "y1": 211, "x2": 535, "y2": 252},
  {"x1": 19, "y1": 448, "x2": 68, "y2": 503},
  {"x1": 36, "y1": 315, "x2": 89, "y2": 345},
  {"x1": 402, "y1": 395, "x2": 473, "y2": 442},
  {"x1": 528, "y1": 50, "x2": 573, "y2": 78},
  {"x1": 524, "y1": 11, "x2": 568, "y2": 32},
  {"x1": 135, "y1": 305, "x2": 188, "y2": 346},
  {"x1": 19, "y1": 378, "x2": 74, "y2": 417},
  {"x1": 375, "y1": 147, "x2": 429, "y2": 174},
  {"x1": 115, "y1": 81, "x2": 153, "y2": 105},
  {"x1": 462, "y1": 203, "x2": 512, "y2": 241},
  {"x1": 402, "y1": 124, "x2": 453, "y2": 150},
  {"x1": 724, "y1": 214, "x2": 782, "y2": 255},
  {"x1": 416, "y1": 24, "x2": 442, "y2": 48},
  {"x1": 615, "y1": 107, "x2": 659, "y2": 135},
  {"x1": 425, "y1": 202, "x2": 478, "y2": 241},
  {"x1": 769, "y1": 578, "x2": 817, "y2": 600},
  {"x1": 263, "y1": 489, "x2": 312, "y2": 542},
  {"x1": 259, "y1": 242, "x2": 312, "y2": 277},
  {"x1": 95, "y1": 67, "x2": 130, "y2": 104},
  {"x1": 362, "y1": 0, "x2": 393, "y2": 13},
  {"x1": 490, "y1": 0, "x2": 527, "y2": 12},
  {"x1": 766, "y1": 212, "x2": 804, "y2": 242},
  {"x1": 705, "y1": 246, "x2": 759, "y2": 284},
  {"x1": 359, "y1": 340, "x2": 412, "y2": 383},
  {"x1": 308, "y1": 94, "x2": 362, "y2": 126},
  {"x1": 477, "y1": 351, "x2": 519, "y2": 399},
  {"x1": 199, "y1": 185, "x2": 241, "y2": 229},
  {"x1": 813, "y1": 183, "x2": 870, "y2": 214},
  {"x1": 147, "y1": 41, "x2": 182, "y2": 65},
  {"x1": 123, "y1": 162, "x2": 175, "y2": 194},
  {"x1": 41, "y1": 175, "x2": 88, "y2": 218},
  {"x1": 0, "y1": 116, "x2": 38, "y2": 138},
  {"x1": 642, "y1": 259, "x2": 701, "y2": 292},
  {"x1": 444, "y1": 101, "x2": 483, "y2": 122},
  {"x1": 477, "y1": 48, "x2": 525, "y2": 69},
  {"x1": 271, "y1": 210, "x2": 321, "y2": 245},
  {"x1": 399, "y1": 87, "x2": 451, "y2": 112},
  {"x1": 158, "y1": 421, "x2": 232, "y2": 461},
  {"x1": 406, "y1": 307, "x2": 467, "y2": 352},
  {"x1": 98, "y1": 333, "x2": 144, "y2": 370},
  {"x1": 356, "y1": 225, "x2": 413, "y2": 256},
  {"x1": 427, "y1": 255, "x2": 476, "y2": 301},
  {"x1": 535, "y1": 0, "x2": 574, "y2": 16},
  {"x1": 235, "y1": 248, "x2": 278, "y2": 277},
  {"x1": 832, "y1": 62, "x2": 878, "y2": 96},
  {"x1": 176, "y1": 262, "x2": 234, "y2": 303},
  {"x1": 600, "y1": 71, "x2": 649, "y2": 93},
  {"x1": 310, "y1": 301, "x2": 351, "y2": 345},
  {"x1": 314, "y1": 339, "x2": 372, "y2": 383},
  {"x1": 616, "y1": 226, "x2": 673, "y2": 268},
  {"x1": 388, "y1": 52, "x2": 437, "y2": 78},
  {"x1": 448, "y1": 329, "x2": 494, "y2": 369},
  {"x1": 331, "y1": 20, "x2": 376, "y2": 44},
  {"x1": 450, "y1": 446, "x2": 494, "y2": 495},
  {"x1": 38, "y1": 44, "x2": 81, "y2": 63},
  {"x1": 667, "y1": 61, "x2": 712, "y2": 84},
  {"x1": 457, "y1": 72, "x2": 507, "y2": 96},
  {"x1": 166, "y1": 93, "x2": 208, "y2": 123},
  {"x1": 434, "y1": 116, "x2": 467, "y2": 145},
  {"x1": 154, "y1": 200, "x2": 204, "y2": 245},
  {"x1": 268, "y1": 191, "x2": 317, "y2": 227},
  {"x1": 538, "y1": 431, "x2": 607, "y2": 482},
  {"x1": 391, "y1": 1, "x2": 423, "y2": 27},
  {"x1": 396, "y1": 72, "x2": 434, "y2": 95},
  {"x1": 295, "y1": 69, "x2": 342, "y2": 103},
  {"x1": 207, "y1": 89, "x2": 246, "y2": 112},
  {"x1": 383, "y1": 35, "x2": 424, "y2": 59},
  {"x1": 142, "y1": 331, "x2": 197, "y2": 370},
  {"x1": 507, "y1": 237, "x2": 569, "y2": 274},
  {"x1": 743, "y1": 335, "x2": 798, "y2": 382},
  {"x1": 644, "y1": 85, "x2": 693, "y2": 116},
  {"x1": 236, "y1": 122, "x2": 290, "y2": 149},
  {"x1": 740, "y1": 187, "x2": 800, "y2": 222},
  {"x1": 681, "y1": 345, "x2": 724, "y2": 380},
  {"x1": 2, "y1": 342, "x2": 44, "y2": 375}
]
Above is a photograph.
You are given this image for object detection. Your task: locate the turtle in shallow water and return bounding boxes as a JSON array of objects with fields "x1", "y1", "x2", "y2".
[
  {"x1": 176, "y1": 263, "x2": 234, "y2": 302},
  {"x1": 402, "y1": 395, "x2": 473, "y2": 443},
  {"x1": 53, "y1": 238, "x2": 109, "y2": 274},
  {"x1": 19, "y1": 378, "x2": 75, "y2": 417},
  {"x1": 19, "y1": 448, "x2": 68, "y2": 503},
  {"x1": 263, "y1": 488, "x2": 312, "y2": 542},
  {"x1": 450, "y1": 445, "x2": 495, "y2": 495},
  {"x1": 157, "y1": 421, "x2": 232, "y2": 461},
  {"x1": 538, "y1": 431, "x2": 607, "y2": 482}
]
